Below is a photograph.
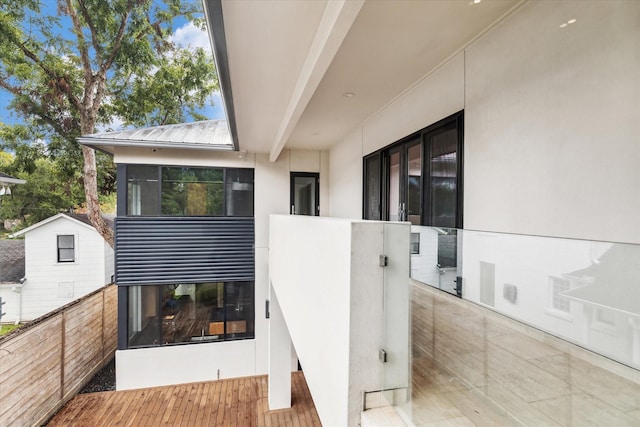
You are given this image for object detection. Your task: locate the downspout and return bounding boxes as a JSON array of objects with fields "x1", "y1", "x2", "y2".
[{"x1": 12, "y1": 277, "x2": 26, "y2": 324}]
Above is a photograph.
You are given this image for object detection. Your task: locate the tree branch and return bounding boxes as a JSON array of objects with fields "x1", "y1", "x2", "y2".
[
  {"x1": 65, "y1": 0, "x2": 93, "y2": 84},
  {"x1": 102, "y1": 0, "x2": 135, "y2": 73},
  {"x1": 77, "y1": 0, "x2": 103, "y2": 64}
]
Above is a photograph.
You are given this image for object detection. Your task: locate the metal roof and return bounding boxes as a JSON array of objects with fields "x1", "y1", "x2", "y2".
[
  {"x1": 77, "y1": 120, "x2": 234, "y2": 154},
  {"x1": 0, "y1": 172, "x2": 26, "y2": 185}
]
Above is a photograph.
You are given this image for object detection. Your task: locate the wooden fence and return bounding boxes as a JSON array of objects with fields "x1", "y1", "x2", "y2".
[{"x1": 0, "y1": 284, "x2": 117, "y2": 427}]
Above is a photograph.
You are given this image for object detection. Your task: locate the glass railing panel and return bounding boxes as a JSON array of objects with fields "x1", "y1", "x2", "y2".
[
  {"x1": 381, "y1": 222, "x2": 411, "y2": 415},
  {"x1": 412, "y1": 226, "x2": 640, "y2": 370},
  {"x1": 460, "y1": 229, "x2": 640, "y2": 370},
  {"x1": 411, "y1": 226, "x2": 461, "y2": 296},
  {"x1": 408, "y1": 227, "x2": 640, "y2": 425}
]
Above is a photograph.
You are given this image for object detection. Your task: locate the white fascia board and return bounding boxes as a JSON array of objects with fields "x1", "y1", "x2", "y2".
[
  {"x1": 9, "y1": 213, "x2": 96, "y2": 238},
  {"x1": 77, "y1": 137, "x2": 234, "y2": 153},
  {"x1": 0, "y1": 176, "x2": 26, "y2": 185}
]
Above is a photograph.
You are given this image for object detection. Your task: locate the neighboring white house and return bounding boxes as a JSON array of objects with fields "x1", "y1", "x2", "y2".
[
  {"x1": 78, "y1": 1, "x2": 640, "y2": 426},
  {"x1": 0, "y1": 213, "x2": 114, "y2": 323}
]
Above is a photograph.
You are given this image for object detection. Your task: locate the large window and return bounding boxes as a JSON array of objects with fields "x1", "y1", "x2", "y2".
[
  {"x1": 127, "y1": 282, "x2": 255, "y2": 348},
  {"x1": 126, "y1": 166, "x2": 254, "y2": 217},
  {"x1": 364, "y1": 111, "x2": 463, "y2": 228}
]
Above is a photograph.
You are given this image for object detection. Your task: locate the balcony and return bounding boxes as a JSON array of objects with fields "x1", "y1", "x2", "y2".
[{"x1": 269, "y1": 216, "x2": 640, "y2": 426}]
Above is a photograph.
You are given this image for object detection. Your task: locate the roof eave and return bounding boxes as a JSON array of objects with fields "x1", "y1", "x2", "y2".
[
  {"x1": 0, "y1": 176, "x2": 27, "y2": 185},
  {"x1": 9, "y1": 213, "x2": 99, "y2": 237},
  {"x1": 77, "y1": 137, "x2": 235, "y2": 154},
  {"x1": 203, "y1": 0, "x2": 240, "y2": 151}
]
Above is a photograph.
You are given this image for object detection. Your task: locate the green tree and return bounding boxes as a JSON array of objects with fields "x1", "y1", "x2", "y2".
[
  {"x1": 0, "y1": 0, "x2": 218, "y2": 246},
  {"x1": 0, "y1": 156, "x2": 84, "y2": 225}
]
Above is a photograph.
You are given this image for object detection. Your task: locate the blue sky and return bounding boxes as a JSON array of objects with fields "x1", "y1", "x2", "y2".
[{"x1": 0, "y1": 4, "x2": 225, "y2": 131}]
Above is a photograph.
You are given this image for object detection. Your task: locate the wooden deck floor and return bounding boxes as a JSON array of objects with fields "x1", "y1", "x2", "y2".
[{"x1": 48, "y1": 372, "x2": 322, "y2": 427}]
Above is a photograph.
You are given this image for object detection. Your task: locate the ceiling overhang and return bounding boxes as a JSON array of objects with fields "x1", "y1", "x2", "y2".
[{"x1": 204, "y1": 0, "x2": 524, "y2": 161}]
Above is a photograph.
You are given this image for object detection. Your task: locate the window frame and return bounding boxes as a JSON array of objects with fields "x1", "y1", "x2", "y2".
[
  {"x1": 126, "y1": 281, "x2": 256, "y2": 349},
  {"x1": 123, "y1": 165, "x2": 254, "y2": 218},
  {"x1": 56, "y1": 234, "x2": 76, "y2": 263},
  {"x1": 363, "y1": 111, "x2": 464, "y2": 228}
]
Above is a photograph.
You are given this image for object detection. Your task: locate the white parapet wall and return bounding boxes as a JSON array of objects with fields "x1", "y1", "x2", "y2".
[
  {"x1": 115, "y1": 340, "x2": 257, "y2": 390},
  {"x1": 269, "y1": 215, "x2": 410, "y2": 427}
]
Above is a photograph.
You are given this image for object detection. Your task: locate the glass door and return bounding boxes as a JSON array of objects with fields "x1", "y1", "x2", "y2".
[
  {"x1": 425, "y1": 121, "x2": 459, "y2": 228},
  {"x1": 387, "y1": 148, "x2": 403, "y2": 221},
  {"x1": 290, "y1": 172, "x2": 319, "y2": 216}
]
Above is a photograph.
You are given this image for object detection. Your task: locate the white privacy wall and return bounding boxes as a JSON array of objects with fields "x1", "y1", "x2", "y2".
[
  {"x1": 115, "y1": 340, "x2": 257, "y2": 390},
  {"x1": 270, "y1": 215, "x2": 402, "y2": 427},
  {"x1": 328, "y1": 0, "x2": 640, "y2": 244}
]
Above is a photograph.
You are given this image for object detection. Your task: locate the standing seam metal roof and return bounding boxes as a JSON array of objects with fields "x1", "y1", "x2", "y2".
[{"x1": 77, "y1": 120, "x2": 233, "y2": 151}]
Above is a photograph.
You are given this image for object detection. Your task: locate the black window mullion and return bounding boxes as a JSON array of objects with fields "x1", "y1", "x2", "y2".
[
  {"x1": 157, "y1": 166, "x2": 162, "y2": 215},
  {"x1": 157, "y1": 285, "x2": 163, "y2": 345},
  {"x1": 456, "y1": 113, "x2": 464, "y2": 229}
]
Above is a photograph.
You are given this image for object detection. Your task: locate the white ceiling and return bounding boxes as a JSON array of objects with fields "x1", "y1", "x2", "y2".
[{"x1": 216, "y1": 0, "x2": 522, "y2": 159}]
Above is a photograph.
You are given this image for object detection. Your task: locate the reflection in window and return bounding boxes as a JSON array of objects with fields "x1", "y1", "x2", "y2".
[
  {"x1": 127, "y1": 165, "x2": 160, "y2": 216},
  {"x1": 407, "y1": 143, "x2": 422, "y2": 225},
  {"x1": 429, "y1": 128, "x2": 458, "y2": 228},
  {"x1": 550, "y1": 277, "x2": 571, "y2": 313},
  {"x1": 126, "y1": 165, "x2": 254, "y2": 217},
  {"x1": 364, "y1": 154, "x2": 381, "y2": 220},
  {"x1": 225, "y1": 169, "x2": 254, "y2": 216},
  {"x1": 161, "y1": 167, "x2": 224, "y2": 216},
  {"x1": 127, "y1": 282, "x2": 255, "y2": 348}
]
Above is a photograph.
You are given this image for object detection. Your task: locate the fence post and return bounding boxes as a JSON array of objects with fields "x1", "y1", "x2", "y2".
[{"x1": 60, "y1": 311, "x2": 66, "y2": 400}]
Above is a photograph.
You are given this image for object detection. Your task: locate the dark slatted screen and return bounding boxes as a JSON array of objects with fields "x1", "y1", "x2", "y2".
[{"x1": 115, "y1": 217, "x2": 254, "y2": 285}]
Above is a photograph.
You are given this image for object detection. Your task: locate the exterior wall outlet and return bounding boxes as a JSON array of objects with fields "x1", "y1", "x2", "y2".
[{"x1": 503, "y1": 283, "x2": 517, "y2": 304}]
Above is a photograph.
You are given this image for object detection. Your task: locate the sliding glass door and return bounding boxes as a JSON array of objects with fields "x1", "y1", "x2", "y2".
[{"x1": 363, "y1": 111, "x2": 463, "y2": 228}]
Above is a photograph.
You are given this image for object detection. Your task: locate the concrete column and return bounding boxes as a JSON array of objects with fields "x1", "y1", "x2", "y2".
[{"x1": 268, "y1": 283, "x2": 292, "y2": 410}]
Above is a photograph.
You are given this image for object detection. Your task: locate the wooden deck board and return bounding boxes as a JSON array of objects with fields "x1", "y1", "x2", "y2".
[{"x1": 48, "y1": 372, "x2": 321, "y2": 427}]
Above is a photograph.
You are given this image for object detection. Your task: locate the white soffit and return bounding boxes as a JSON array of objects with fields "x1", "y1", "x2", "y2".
[
  {"x1": 287, "y1": 0, "x2": 522, "y2": 150},
  {"x1": 220, "y1": 0, "x2": 521, "y2": 157},
  {"x1": 221, "y1": 0, "x2": 330, "y2": 155}
]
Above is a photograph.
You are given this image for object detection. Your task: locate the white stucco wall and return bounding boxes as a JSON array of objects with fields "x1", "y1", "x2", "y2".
[
  {"x1": 464, "y1": 0, "x2": 640, "y2": 244},
  {"x1": 4, "y1": 217, "x2": 112, "y2": 322},
  {"x1": 115, "y1": 340, "x2": 257, "y2": 390},
  {"x1": 269, "y1": 215, "x2": 410, "y2": 427},
  {"x1": 328, "y1": 0, "x2": 640, "y2": 244}
]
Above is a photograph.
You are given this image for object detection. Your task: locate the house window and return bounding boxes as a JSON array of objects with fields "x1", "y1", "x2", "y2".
[
  {"x1": 126, "y1": 165, "x2": 254, "y2": 217},
  {"x1": 363, "y1": 111, "x2": 463, "y2": 228},
  {"x1": 127, "y1": 282, "x2": 255, "y2": 348},
  {"x1": 57, "y1": 235, "x2": 75, "y2": 263},
  {"x1": 410, "y1": 232, "x2": 420, "y2": 254},
  {"x1": 550, "y1": 277, "x2": 571, "y2": 313}
]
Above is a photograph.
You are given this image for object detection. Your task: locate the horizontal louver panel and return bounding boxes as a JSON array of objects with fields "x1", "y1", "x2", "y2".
[{"x1": 115, "y1": 217, "x2": 254, "y2": 285}]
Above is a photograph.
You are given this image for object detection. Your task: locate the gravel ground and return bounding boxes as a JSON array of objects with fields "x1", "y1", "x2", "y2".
[{"x1": 79, "y1": 357, "x2": 116, "y2": 394}]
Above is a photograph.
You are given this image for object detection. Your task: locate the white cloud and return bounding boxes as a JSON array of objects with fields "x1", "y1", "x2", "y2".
[{"x1": 171, "y1": 22, "x2": 211, "y2": 54}]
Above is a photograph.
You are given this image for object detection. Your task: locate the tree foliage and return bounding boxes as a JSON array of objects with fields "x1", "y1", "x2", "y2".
[
  {"x1": 0, "y1": 157, "x2": 84, "y2": 226},
  {"x1": 0, "y1": 0, "x2": 219, "y2": 246}
]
